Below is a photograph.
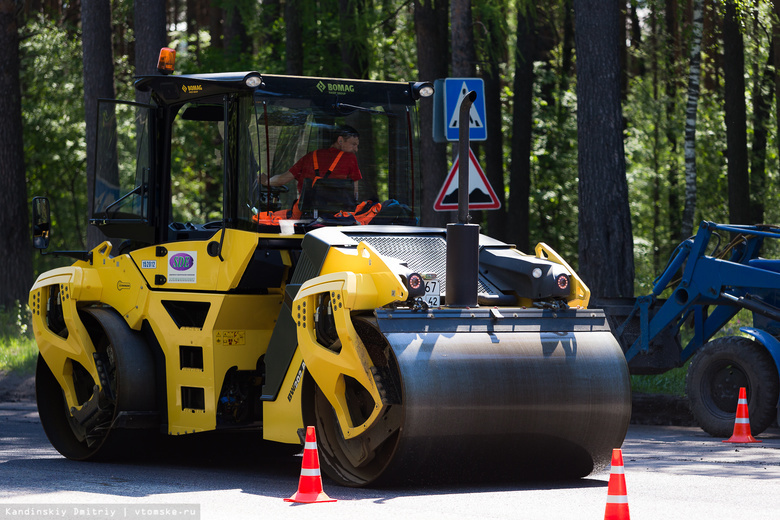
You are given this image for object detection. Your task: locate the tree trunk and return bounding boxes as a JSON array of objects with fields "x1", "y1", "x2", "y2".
[
  {"x1": 664, "y1": 0, "x2": 680, "y2": 245},
  {"x1": 451, "y1": 0, "x2": 475, "y2": 77},
  {"x1": 186, "y1": 0, "x2": 198, "y2": 41},
  {"x1": 209, "y1": 1, "x2": 223, "y2": 50},
  {"x1": 650, "y1": 5, "x2": 662, "y2": 272},
  {"x1": 723, "y1": 1, "x2": 750, "y2": 225},
  {"x1": 414, "y1": 0, "x2": 449, "y2": 228},
  {"x1": 285, "y1": 0, "x2": 303, "y2": 75},
  {"x1": 775, "y1": 1, "x2": 780, "y2": 172},
  {"x1": 82, "y1": 0, "x2": 116, "y2": 249},
  {"x1": 749, "y1": 43, "x2": 774, "y2": 226},
  {"x1": 559, "y1": 0, "x2": 574, "y2": 93},
  {"x1": 508, "y1": 6, "x2": 535, "y2": 253},
  {"x1": 0, "y1": 0, "x2": 33, "y2": 307},
  {"x1": 339, "y1": 0, "x2": 369, "y2": 79},
  {"x1": 483, "y1": 14, "x2": 507, "y2": 242},
  {"x1": 134, "y1": 0, "x2": 167, "y2": 104},
  {"x1": 573, "y1": 0, "x2": 634, "y2": 298},
  {"x1": 681, "y1": 0, "x2": 702, "y2": 239}
]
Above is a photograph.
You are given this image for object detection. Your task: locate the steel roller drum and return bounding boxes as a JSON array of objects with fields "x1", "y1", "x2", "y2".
[{"x1": 315, "y1": 307, "x2": 632, "y2": 486}]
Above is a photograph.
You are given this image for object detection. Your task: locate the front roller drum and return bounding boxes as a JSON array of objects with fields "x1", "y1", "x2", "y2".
[
  {"x1": 36, "y1": 307, "x2": 157, "y2": 460},
  {"x1": 309, "y1": 310, "x2": 632, "y2": 486}
]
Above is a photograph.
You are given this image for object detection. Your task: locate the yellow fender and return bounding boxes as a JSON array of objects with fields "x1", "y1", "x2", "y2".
[
  {"x1": 29, "y1": 266, "x2": 102, "y2": 412},
  {"x1": 293, "y1": 242, "x2": 407, "y2": 439},
  {"x1": 28, "y1": 241, "x2": 148, "y2": 414},
  {"x1": 535, "y1": 242, "x2": 591, "y2": 308}
]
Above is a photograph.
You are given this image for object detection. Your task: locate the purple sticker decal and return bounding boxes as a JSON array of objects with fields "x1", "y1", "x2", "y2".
[{"x1": 170, "y1": 253, "x2": 194, "y2": 271}]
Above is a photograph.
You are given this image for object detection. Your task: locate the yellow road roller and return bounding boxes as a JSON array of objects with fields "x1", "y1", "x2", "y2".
[{"x1": 29, "y1": 51, "x2": 630, "y2": 486}]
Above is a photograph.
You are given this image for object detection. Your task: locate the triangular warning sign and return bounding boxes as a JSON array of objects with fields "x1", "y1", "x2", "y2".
[
  {"x1": 434, "y1": 148, "x2": 501, "y2": 211},
  {"x1": 448, "y1": 81, "x2": 485, "y2": 130}
]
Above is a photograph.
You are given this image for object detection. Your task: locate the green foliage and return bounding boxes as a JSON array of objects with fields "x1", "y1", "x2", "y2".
[
  {"x1": 0, "y1": 302, "x2": 36, "y2": 375},
  {"x1": 369, "y1": 1, "x2": 418, "y2": 81},
  {"x1": 0, "y1": 336, "x2": 38, "y2": 375},
  {"x1": 527, "y1": 64, "x2": 579, "y2": 264},
  {"x1": 0, "y1": 302, "x2": 31, "y2": 340},
  {"x1": 170, "y1": 116, "x2": 224, "y2": 223},
  {"x1": 623, "y1": 1, "x2": 779, "y2": 295},
  {"x1": 20, "y1": 17, "x2": 88, "y2": 277},
  {"x1": 631, "y1": 361, "x2": 690, "y2": 396}
]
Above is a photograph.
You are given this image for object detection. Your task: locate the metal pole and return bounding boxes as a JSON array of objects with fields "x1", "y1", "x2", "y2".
[
  {"x1": 446, "y1": 90, "x2": 479, "y2": 307},
  {"x1": 457, "y1": 90, "x2": 477, "y2": 224}
]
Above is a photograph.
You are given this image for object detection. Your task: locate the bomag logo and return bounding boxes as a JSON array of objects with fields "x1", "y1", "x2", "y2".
[
  {"x1": 182, "y1": 84, "x2": 203, "y2": 94},
  {"x1": 316, "y1": 81, "x2": 355, "y2": 95}
]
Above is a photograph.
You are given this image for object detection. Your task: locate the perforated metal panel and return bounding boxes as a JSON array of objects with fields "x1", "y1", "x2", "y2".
[{"x1": 347, "y1": 234, "x2": 495, "y2": 296}]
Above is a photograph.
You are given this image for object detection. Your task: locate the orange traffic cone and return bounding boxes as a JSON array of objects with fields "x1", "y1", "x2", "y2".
[
  {"x1": 723, "y1": 387, "x2": 761, "y2": 444},
  {"x1": 285, "y1": 426, "x2": 337, "y2": 503},
  {"x1": 604, "y1": 449, "x2": 630, "y2": 520}
]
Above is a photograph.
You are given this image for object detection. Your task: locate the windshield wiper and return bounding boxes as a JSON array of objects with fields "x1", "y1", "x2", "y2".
[
  {"x1": 334, "y1": 102, "x2": 389, "y2": 115},
  {"x1": 103, "y1": 184, "x2": 144, "y2": 217}
]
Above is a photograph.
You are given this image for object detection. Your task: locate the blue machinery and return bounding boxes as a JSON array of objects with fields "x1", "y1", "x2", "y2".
[{"x1": 601, "y1": 221, "x2": 780, "y2": 436}]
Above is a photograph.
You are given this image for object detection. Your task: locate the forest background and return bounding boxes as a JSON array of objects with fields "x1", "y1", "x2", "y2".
[{"x1": 0, "y1": 0, "x2": 777, "y2": 328}]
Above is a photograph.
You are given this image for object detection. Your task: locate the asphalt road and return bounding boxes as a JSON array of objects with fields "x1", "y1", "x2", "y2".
[{"x1": 1, "y1": 401, "x2": 779, "y2": 519}]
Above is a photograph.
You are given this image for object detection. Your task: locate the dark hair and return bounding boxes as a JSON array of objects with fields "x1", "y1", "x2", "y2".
[{"x1": 333, "y1": 125, "x2": 359, "y2": 141}]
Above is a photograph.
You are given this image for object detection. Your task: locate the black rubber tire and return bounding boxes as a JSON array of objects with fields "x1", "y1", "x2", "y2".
[{"x1": 686, "y1": 336, "x2": 779, "y2": 437}]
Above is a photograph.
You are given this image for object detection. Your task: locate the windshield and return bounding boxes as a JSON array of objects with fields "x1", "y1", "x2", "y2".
[{"x1": 237, "y1": 88, "x2": 422, "y2": 233}]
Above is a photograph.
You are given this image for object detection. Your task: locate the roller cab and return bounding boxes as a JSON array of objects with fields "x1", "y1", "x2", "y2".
[{"x1": 29, "y1": 58, "x2": 630, "y2": 485}]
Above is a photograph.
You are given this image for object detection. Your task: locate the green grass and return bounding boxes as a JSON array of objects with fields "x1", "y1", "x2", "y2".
[
  {"x1": 0, "y1": 302, "x2": 37, "y2": 375},
  {"x1": 0, "y1": 335, "x2": 38, "y2": 375},
  {"x1": 630, "y1": 361, "x2": 689, "y2": 397}
]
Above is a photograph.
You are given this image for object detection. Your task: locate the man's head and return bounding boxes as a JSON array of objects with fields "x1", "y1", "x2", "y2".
[{"x1": 332, "y1": 125, "x2": 359, "y2": 154}]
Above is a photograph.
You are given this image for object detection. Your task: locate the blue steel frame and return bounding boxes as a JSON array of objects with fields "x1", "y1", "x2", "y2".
[{"x1": 618, "y1": 221, "x2": 780, "y2": 404}]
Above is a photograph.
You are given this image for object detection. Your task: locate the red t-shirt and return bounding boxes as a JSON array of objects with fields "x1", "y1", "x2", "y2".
[{"x1": 289, "y1": 148, "x2": 362, "y2": 193}]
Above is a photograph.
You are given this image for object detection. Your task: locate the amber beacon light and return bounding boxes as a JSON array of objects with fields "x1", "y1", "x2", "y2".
[{"x1": 157, "y1": 47, "x2": 176, "y2": 75}]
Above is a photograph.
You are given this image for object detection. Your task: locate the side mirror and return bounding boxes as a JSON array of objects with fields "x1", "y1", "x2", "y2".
[{"x1": 32, "y1": 196, "x2": 51, "y2": 250}]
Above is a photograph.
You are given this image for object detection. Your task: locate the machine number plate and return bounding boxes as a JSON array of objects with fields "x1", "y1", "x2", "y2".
[{"x1": 423, "y1": 273, "x2": 440, "y2": 308}]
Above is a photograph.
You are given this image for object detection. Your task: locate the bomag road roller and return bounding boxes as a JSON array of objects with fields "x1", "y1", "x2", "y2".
[{"x1": 29, "y1": 49, "x2": 631, "y2": 486}]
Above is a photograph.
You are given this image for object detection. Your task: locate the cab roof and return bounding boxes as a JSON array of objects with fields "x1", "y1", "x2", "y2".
[{"x1": 134, "y1": 72, "x2": 419, "y2": 107}]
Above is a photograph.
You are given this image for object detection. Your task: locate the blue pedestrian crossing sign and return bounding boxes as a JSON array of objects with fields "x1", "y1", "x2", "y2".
[{"x1": 444, "y1": 78, "x2": 487, "y2": 141}]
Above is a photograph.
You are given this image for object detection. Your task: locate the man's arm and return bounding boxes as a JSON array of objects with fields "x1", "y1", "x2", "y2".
[
  {"x1": 353, "y1": 180, "x2": 359, "y2": 200},
  {"x1": 261, "y1": 171, "x2": 294, "y2": 186}
]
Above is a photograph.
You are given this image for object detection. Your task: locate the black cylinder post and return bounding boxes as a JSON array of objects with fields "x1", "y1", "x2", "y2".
[{"x1": 446, "y1": 90, "x2": 479, "y2": 307}]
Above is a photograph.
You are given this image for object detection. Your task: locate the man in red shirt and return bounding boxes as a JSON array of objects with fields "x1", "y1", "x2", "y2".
[{"x1": 261, "y1": 125, "x2": 361, "y2": 200}]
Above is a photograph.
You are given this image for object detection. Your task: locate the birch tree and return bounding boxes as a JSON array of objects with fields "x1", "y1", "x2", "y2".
[{"x1": 681, "y1": 0, "x2": 703, "y2": 239}]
